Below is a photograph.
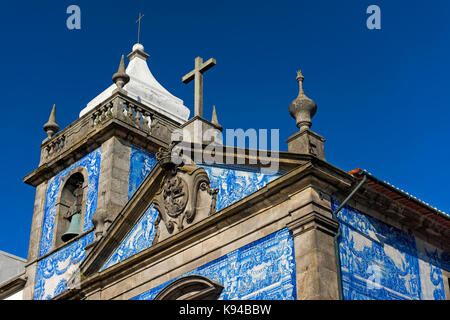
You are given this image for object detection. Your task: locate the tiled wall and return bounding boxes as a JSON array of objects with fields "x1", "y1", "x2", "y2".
[
  {"x1": 101, "y1": 163, "x2": 280, "y2": 270},
  {"x1": 34, "y1": 148, "x2": 101, "y2": 300},
  {"x1": 132, "y1": 228, "x2": 296, "y2": 300},
  {"x1": 127, "y1": 146, "x2": 157, "y2": 199},
  {"x1": 332, "y1": 198, "x2": 449, "y2": 300}
]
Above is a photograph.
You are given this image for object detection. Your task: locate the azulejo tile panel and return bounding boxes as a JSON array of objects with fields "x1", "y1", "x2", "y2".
[
  {"x1": 101, "y1": 204, "x2": 158, "y2": 270},
  {"x1": 199, "y1": 164, "x2": 280, "y2": 211},
  {"x1": 415, "y1": 238, "x2": 450, "y2": 300},
  {"x1": 100, "y1": 146, "x2": 157, "y2": 270},
  {"x1": 331, "y1": 198, "x2": 448, "y2": 300},
  {"x1": 39, "y1": 147, "x2": 101, "y2": 256},
  {"x1": 35, "y1": 148, "x2": 101, "y2": 300},
  {"x1": 34, "y1": 233, "x2": 94, "y2": 300},
  {"x1": 101, "y1": 164, "x2": 281, "y2": 270},
  {"x1": 128, "y1": 146, "x2": 157, "y2": 199},
  {"x1": 132, "y1": 228, "x2": 296, "y2": 300}
]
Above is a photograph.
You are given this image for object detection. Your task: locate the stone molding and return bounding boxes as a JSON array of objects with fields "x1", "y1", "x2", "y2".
[
  {"x1": 287, "y1": 210, "x2": 339, "y2": 238},
  {"x1": 350, "y1": 187, "x2": 450, "y2": 252},
  {"x1": 153, "y1": 275, "x2": 223, "y2": 300},
  {"x1": 24, "y1": 91, "x2": 178, "y2": 187}
]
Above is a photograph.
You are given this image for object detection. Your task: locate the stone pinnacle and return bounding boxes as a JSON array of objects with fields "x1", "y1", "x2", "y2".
[
  {"x1": 43, "y1": 104, "x2": 60, "y2": 138},
  {"x1": 112, "y1": 55, "x2": 130, "y2": 89},
  {"x1": 211, "y1": 105, "x2": 222, "y2": 130},
  {"x1": 289, "y1": 70, "x2": 317, "y2": 131}
]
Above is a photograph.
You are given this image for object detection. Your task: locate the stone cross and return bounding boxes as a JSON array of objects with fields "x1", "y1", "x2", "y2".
[
  {"x1": 136, "y1": 13, "x2": 144, "y2": 44},
  {"x1": 182, "y1": 57, "x2": 216, "y2": 117}
]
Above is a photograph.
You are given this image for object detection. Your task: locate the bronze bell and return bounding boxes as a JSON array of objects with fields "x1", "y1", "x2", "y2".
[{"x1": 61, "y1": 212, "x2": 81, "y2": 242}]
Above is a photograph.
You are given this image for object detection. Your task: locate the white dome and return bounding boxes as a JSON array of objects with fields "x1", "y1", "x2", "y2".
[{"x1": 79, "y1": 43, "x2": 190, "y2": 124}]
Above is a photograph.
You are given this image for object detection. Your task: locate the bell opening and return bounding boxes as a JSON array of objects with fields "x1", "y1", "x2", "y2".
[{"x1": 56, "y1": 172, "x2": 85, "y2": 246}]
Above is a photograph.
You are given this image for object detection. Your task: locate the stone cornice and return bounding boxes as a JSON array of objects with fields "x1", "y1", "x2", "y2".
[
  {"x1": 287, "y1": 206, "x2": 339, "y2": 238},
  {"x1": 23, "y1": 92, "x2": 179, "y2": 187},
  {"x1": 351, "y1": 187, "x2": 450, "y2": 251}
]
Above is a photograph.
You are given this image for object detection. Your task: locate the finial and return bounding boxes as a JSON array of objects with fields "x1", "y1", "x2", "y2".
[
  {"x1": 43, "y1": 104, "x2": 60, "y2": 138},
  {"x1": 296, "y1": 70, "x2": 305, "y2": 96},
  {"x1": 112, "y1": 55, "x2": 130, "y2": 89},
  {"x1": 289, "y1": 70, "x2": 317, "y2": 131},
  {"x1": 211, "y1": 105, "x2": 222, "y2": 130},
  {"x1": 296, "y1": 70, "x2": 304, "y2": 82}
]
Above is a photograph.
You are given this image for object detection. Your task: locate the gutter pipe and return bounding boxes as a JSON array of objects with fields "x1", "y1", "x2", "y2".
[{"x1": 332, "y1": 173, "x2": 367, "y2": 300}]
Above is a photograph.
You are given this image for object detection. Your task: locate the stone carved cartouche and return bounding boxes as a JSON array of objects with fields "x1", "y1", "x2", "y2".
[{"x1": 152, "y1": 146, "x2": 218, "y2": 244}]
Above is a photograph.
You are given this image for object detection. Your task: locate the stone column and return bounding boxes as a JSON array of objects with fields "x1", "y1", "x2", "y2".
[{"x1": 286, "y1": 186, "x2": 340, "y2": 300}]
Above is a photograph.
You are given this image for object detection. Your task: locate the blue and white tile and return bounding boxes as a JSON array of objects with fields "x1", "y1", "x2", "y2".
[
  {"x1": 132, "y1": 228, "x2": 296, "y2": 300},
  {"x1": 331, "y1": 198, "x2": 448, "y2": 300},
  {"x1": 101, "y1": 164, "x2": 281, "y2": 270},
  {"x1": 415, "y1": 238, "x2": 448, "y2": 300},
  {"x1": 35, "y1": 148, "x2": 101, "y2": 300},
  {"x1": 39, "y1": 148, "x2": 101, "y2": 257},
  {"x1": 34, "y1": 233, "x2": 94, "y2": 300},
  {"x1": 128, "y1": 146, "x2": 157, "y2": 199},
  {"x1": 101, "y1": 205, "x2": 158, "y2": 270},
  {"x1": 199, "y1": 165, "x2": 280, "y2": 211}
]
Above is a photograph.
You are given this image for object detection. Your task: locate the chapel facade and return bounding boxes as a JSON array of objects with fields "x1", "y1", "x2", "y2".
[{"x1": 13, "y1": 42, "x2": 450, "y2": 300}]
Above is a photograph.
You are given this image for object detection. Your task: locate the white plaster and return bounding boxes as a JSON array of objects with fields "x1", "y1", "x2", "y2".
[{"x1": 79, "y1": 44, "x2": 190, "y2": 124}]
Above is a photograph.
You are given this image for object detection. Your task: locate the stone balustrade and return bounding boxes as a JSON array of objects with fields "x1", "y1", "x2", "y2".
[
  {"x1": 92, "y1": 98, "x2": 153, "y2": 133},
  {"x1": 38, "y1": 93, "x2": 176, "y2": 168},
  {"x1": 43, "y1": 134, "x2": 66, "y2": 159}
]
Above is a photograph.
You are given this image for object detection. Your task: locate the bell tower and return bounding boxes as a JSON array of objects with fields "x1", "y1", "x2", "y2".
[{"x1": 22, "y1": 43, "x2": 190, "y2": 300}]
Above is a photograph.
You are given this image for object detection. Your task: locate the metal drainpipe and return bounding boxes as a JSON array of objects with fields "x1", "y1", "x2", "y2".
[{"x1": 332, "y1": 174, "x2": 367, "y2": 300}]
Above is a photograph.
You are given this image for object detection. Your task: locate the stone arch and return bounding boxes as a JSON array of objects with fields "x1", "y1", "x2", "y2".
[
  {"x1": 154, "y1": 275, "x2": 223, "y2": 300},
  {"x1": 53, "y1": 166, "x2": 89, "y2": 248}
]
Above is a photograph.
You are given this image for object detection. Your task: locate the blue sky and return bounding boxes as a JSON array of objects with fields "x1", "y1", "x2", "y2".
[{"x1": 1, "y1": 0, "x2": 450, "y2": 258}]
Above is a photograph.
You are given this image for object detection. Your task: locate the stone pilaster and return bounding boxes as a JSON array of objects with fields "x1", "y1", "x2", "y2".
[
  {"x1": 93, "y1": 137, "x2": 131, "y2": 239},
  {"x1": 23, "y1": 180, "x2": 48, "y2": 300},
  {"x1": 286, "y1": 187, "x2": 340, "y2": 300}
]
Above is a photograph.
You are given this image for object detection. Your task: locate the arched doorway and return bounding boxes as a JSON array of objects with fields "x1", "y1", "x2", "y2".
[{"x1": 154, "y1": 275, "x2": 223, "y2": 300}]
